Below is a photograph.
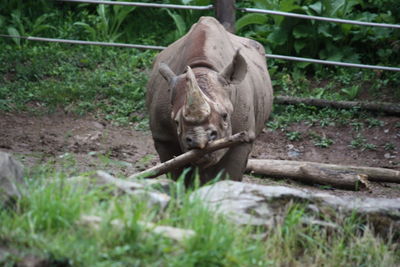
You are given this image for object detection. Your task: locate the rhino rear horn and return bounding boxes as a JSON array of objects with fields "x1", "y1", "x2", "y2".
[
  {"x1": 183, "y1": 66, "x2": 211, "y2": 122},
  {"x1": 220, "y1": 49, "x2": 247, "y2": 84},
  {"x1": 159, "y1": 62, "x2": 177, "y2": 86}
]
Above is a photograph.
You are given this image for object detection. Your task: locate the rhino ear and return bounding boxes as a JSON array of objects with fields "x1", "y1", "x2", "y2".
[
  {"x1": 220, "y1": 49, "x2": 247, "y2": 84},
  {"x1": 159, "y1": 62, "x2": 177, "y2": 86}
]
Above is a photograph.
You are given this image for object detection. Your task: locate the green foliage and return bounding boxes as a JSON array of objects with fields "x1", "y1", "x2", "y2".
[
  {"x1": 164, "y1": 0, "x2": 213, "y2": 41},
  {"x1": 74, "y1": 3, "x2": 136, "y2": 42},
  {"x1": 1, "y1": 159, "x2": 399, "y2": 266},
  {"x1": 350, "y1": 133, "x2": 376, "y2": 150},
  {"x1": 0, "y1": 44, "x2": 153, "y2": 125},
  {"x1": 286, "y1": 131, "x2": 302, "y2": 141},
  {"x1": 238, "y1": 0, "x2": 400, "y2": 68}
]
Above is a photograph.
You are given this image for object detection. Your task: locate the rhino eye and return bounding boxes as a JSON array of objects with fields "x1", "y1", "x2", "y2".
[{"x1": 221, "y1": 113, "x2": 228, "y2": 121}]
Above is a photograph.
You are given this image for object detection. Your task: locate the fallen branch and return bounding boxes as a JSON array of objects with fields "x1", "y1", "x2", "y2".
[
  {"x1": 128, "y1": 131, "x2": 250, "y2": 180},
  {"x1": 274, "y1": 96, "x2": 400, "y2": 115},
  {"x1": 247, "y1": 159, "x2": 400, "y2": 190}
]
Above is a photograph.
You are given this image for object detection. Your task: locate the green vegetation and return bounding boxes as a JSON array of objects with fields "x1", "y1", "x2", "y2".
[
  {"x1": 1, "y1": 1, "x2": 399, "y2": 265},
  {"x1": 1, "y1": 159, "x2": 399, "y2": 266},
  {"x1": 0, "y1": 45, "x2": 154, "y2": 125}
]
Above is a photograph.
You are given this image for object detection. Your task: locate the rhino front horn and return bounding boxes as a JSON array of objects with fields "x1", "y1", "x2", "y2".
[{"x1": 183, "y1": 66, "x2": 211, "y2": 123}]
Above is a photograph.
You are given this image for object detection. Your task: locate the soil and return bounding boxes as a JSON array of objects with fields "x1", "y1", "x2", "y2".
[{"x1": 1, "y1": 111, "x2": 399, "y2": 198}]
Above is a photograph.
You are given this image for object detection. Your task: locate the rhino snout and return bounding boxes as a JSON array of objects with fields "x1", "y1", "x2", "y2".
[{"x1": 185, "y1": 129, "x2": 218, "y2": 150}]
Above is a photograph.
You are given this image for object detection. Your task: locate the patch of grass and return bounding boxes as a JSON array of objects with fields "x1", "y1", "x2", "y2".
[
  {"x1": 286, "y1": 131, "x2": 302, "y2": 141},
  {"x1": 366, "y1": 118, "x2": 385, "y2": 128},
  {"x1": 0, "y1": 44, "x2": 155, "y2": 126},
  {"x1": 384, "y1": 143, "x2": 395, "y2": 151},
  {"x1": 2, "y1": 160, "x2": 398, "y2": 266},
  {"x1": 350, "y1": 134, "x2": 377, "y2": 151}
]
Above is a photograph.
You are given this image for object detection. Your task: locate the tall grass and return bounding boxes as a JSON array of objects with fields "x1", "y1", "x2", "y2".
[{"x1": 0, "y1": 158, "x2": 399, "y2": 266}]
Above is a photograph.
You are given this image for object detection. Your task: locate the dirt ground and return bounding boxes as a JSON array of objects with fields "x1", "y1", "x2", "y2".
[{"x1": 1, "y1": 111, "x2": 399, "y2": 198}]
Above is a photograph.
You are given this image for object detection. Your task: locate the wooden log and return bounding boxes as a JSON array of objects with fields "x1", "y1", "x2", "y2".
[
  {"x1": 128, "y1": 131, "x2": 250, "y2": 180},
  {"x1": 274, "y1": 95, "x2": 400, "y2": 115},
  {"x1": 215, "y1": 0, "x2": 236, "y2": 33},
  {"x1": 246, "y1": 159, "x2": 400, "y2": 190}
]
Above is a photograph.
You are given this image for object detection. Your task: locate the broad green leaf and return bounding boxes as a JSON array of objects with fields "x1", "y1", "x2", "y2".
[
  {"x1": 166, "y1": 10, "x2": 186, "y2": 38},
  {"x1": 73, "y1": 22, "x2": 97, "y2": 39},
  {"x1": 322, "y1": 0, "x2": 345, "y2": 17},
  {"x1": 317, "y1": 23, "x2": 333, "y2": 37},
  {"x1": 293, "y1": 24, "x2": 313, "y2": 39},
  {"x1": 7, "y1": 26, "x2": 20, "y2": 46},
  {"x1": 308, "y1": 2, "x2": 322, "y2": 14},
  {"x1": 236, "y1": 14, "x2": 268, "y2": 32},
  {"x1": 294, "y1": 40, "x2": 306, "y2": 53},
  {"x1": 280, "y1": 0, "x2": 300, "y2": 12},
  {"x1": 267, "y1": 28, "x2": 288, "y2": 46}
]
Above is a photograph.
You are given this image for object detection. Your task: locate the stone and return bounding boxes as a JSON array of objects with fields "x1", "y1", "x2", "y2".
[
  {"x1": 191, "y1": 181, "x2": 400, "y2": 235},
  {"x1": 79, "y1": 215, "x2": 195, "y2": 242},
  {"x1": 0, "y1": 152, "x2": 25, "y2": 205},
  {"x1": 93, "y1": 171, "x2": 171, "y2": 209}
]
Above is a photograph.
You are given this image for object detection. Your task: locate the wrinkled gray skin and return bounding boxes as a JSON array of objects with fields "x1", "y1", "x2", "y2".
[{"x1": 147, "y1": 17, "x2": 273, "y2": 184}]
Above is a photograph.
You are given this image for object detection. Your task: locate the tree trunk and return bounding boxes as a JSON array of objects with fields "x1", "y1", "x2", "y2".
[
  {"x1": 215, "y1": 0, "x2": 236, "y2": 33},
  {"x1": 247, "y1": 159, "x2": 400, "y2": 190},
  {"x1": 274, "y1": 96, "x2": 400, "y2": 115}
]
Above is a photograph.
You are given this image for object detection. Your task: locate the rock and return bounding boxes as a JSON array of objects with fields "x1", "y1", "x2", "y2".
[
  {"x1": 0, "y1": 152, "x2": 25, "y2": 205},
  {"x1": 79, "y1": 215, "x2": 195, "y2": 242},
  {"x1": 191, "y1": 181, "x2": 400, "y2": 236},
  {"x1": 93, "y1": 171, "x2": 170, "y2": 209},
  {"x1": 128, "y1": 175, "x2": 175, "y2": 194}
]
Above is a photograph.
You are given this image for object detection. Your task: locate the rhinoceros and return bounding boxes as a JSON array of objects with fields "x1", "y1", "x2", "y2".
[{"x1": 146, "y1": 16, "x2": 273, "y2": 183}]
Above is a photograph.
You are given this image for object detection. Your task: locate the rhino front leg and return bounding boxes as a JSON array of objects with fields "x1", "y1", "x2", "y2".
[{"x1": 153, "y1": 140, "x2": 184, "y2": 180}]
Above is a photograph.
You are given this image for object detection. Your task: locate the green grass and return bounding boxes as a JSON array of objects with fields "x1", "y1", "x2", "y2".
[
  {"x1": 0, "y1": 44, "x2": 155, "y2": 126},
  {"x1": 1, "y1": 159, "x2": 399, "y2": 266}
]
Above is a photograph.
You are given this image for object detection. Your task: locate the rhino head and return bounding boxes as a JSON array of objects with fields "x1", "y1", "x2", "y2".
[{"x1": 159, "y1": 50, "x2": 247, "y2": 168}]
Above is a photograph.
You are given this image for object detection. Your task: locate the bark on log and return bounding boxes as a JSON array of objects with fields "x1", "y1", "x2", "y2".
[
  {"x1": 128, "y1": 131, "x2": 250, "y2": 180},
  {"x1": 247, "y1": 159, "x2": 400, "y2": 190},
  {"x1": 274, "y1": 96, "x2": 400, "y2": 115}
]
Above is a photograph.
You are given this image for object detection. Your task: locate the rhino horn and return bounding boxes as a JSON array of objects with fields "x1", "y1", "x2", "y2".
[{"x1": 183, "y1": 66, "x2": 211, "y2": 122}]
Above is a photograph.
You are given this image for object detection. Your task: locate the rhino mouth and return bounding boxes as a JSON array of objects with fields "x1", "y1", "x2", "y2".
[{"x1": 193, "y1": 148, "x2": 227, "y2": 168}]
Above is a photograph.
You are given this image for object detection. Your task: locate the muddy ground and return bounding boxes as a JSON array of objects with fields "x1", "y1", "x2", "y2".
[{"x1": 1, "y1": 112, "x2": 399, "y2": 198}]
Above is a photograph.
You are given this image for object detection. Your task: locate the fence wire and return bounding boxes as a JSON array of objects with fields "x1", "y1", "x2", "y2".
[
  {"x1": 2, "y1": 0, "x2": 399, "y2": 71},
  {"x1": 239, "y1": 8, "x2": 400, "y2": 29},
  {"x1": 58, "y1": 0, "x2": 214, "y2": 10},
  {"x1": 2, "y1": 34, "x2": 400, "y2": 72}
]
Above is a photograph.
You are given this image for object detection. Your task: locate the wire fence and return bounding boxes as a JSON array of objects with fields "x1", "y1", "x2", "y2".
[
  {"x1": 2, "y1": 0, "x2": 399, "y2": 72},
  {"x1": 3, "y1": 34, "x2": 400, "y2": 72}
]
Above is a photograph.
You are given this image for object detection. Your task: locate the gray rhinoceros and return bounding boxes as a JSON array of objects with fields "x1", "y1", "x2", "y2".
[{"x1": 147, "y1": 16, "x2": 273, "y2": 183}]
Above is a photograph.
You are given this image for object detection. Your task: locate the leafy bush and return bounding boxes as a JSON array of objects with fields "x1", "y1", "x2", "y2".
[{"x1": 237, "y1": 0, "x2": 400, "y2": 68}]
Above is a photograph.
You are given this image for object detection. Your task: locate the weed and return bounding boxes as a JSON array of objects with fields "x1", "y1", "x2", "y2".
[
  {"x1": 309, "y1": 132, "x2": 334, "y2": 148},
  {"x1": 384, "y1": 143, "x2": 395, "y2": 151},
  {"x1": 314, "y1": 137, "x2": 334, "y2": 148},
  {"x1": 286, "y1": 131, "x2": 302, "y2": 141},
  {"x1": 350, "y1": 134, "x2": 377, "y2": 151},
  {"x1": 366, "y1": 118, "x2": 384, "y2": 128},
  {"x1": 350, "y1": 121, "x2": 364, "y2": 132},
  {"x1": 341, "y1": 85, "x2": 360, "y2": 100}
]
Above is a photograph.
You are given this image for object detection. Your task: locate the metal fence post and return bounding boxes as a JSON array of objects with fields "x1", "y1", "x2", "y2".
[{"x1": 215, "y1": 0, "x2": 235, "y2": 33}]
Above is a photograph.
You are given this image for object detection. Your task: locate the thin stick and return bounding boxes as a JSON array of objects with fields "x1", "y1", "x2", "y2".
[{"x1": 128, "y1": 131, "x2": 250, "y2": 180}]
